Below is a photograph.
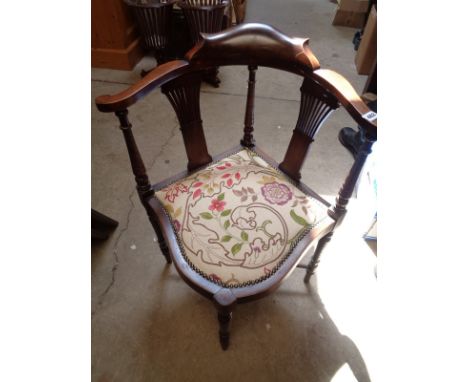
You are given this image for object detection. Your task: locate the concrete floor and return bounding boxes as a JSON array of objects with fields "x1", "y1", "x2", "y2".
[{"x1": 92, "y1": 0, "x2": 377, "y2": 381}]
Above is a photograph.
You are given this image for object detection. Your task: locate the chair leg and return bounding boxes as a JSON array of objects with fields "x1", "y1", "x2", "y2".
[
  {"x1": 217, "y1": 309, "x2": 233, "y2": 350},
  {"x1": 149, "y1": 216, "x2": 172, "y2": 264},
  {"x1": 304, "y1": 232, "x2": 333, "y2": 283},
  {"x1": 202, "y1": 67, "x2": 221, "y2": 88}
]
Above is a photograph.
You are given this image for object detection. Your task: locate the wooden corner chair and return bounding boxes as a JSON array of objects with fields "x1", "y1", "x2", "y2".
[{"x1": 95, "y1": 23, "x2": 377, "y2": 350}]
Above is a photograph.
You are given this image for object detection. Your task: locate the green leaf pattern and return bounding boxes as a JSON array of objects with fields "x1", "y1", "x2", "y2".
[
  {"x1": 231, "y1": 243, "x2": 243, "y2": 255},
  {"x1": 290, "y1": 209, "x2": 310, "y2": 227}
]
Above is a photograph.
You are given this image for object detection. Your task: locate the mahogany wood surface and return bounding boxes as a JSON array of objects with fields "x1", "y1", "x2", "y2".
[
  {"x1": 95, "y1": 60, "x2": 191, "y2": 112},
  {"x1": 185, "y1": 23, "x2": 320, "y2": 74},
  {"x1": 95, "y1": 23, "x2": 377, "y2": 350}
]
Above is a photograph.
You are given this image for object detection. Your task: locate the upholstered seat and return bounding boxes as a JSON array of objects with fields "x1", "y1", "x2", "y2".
[{"x1": 154, "y1": 148, "x2": 329, "y2": 287}]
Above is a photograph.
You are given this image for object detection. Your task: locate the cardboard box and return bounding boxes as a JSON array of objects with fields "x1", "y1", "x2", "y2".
[
  {"x1": 332, "y1": 0, "x2": 369, "y2": 28},
  {"x1": 355, "y1": 5, "x2": 377, "y2": 75},
  {"x1": 332, "y1": 9, "x2": 367, "y2": 28},
  {"x1": 337, "y1": 0, "x2": 369, "y2": 13}
]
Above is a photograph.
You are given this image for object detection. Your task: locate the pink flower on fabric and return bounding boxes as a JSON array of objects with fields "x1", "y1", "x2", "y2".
[
  {"x1": 208, "y1": 198, "x2": 226, "y2": 212},
  {"x1": 261, "y1": 182, "x2": 292, "y2": 205},
  {"x1": 173, "y1": 219, "x2": 181, "y2": 232}
]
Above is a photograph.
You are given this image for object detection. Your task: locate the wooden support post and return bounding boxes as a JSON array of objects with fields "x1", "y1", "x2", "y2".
[
  {"x1": 149, "y1": 216, "x2": 172, "y2": 264},
  {"x1": 304, "y1": 232, "x2": 333, "y2": 283},
  {"x1": 329, "y1": 136, "x2": 375, "y2": 220},
  {"x1": 115, "y1": 109, "x2": 171, "y2": 264},
  {"x1": 115, "y1": 110, "x2": 152, "y2": 198},
  {"x1": 240, "y1": 65, "x2": 257, "y2": 148}
]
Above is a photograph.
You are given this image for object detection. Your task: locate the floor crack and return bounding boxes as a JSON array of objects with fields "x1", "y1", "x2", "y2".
[
  {"x1": 92, "y1": 189, "x2": 136, "y2": 318},
  {"x1": 147, "y1": 118, "x2": 179, "y2": 171},
  {"x1": 92, "y1": 119, "x2": 178, "y2": 318}
]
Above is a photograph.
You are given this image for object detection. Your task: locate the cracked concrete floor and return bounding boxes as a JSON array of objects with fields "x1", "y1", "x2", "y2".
[{"x1": 92, "y1": 0, "x2": 377, "y2": 381}]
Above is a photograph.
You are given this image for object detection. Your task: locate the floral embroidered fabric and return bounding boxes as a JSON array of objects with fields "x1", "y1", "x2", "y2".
[{"x1": 155, "y1": 149, "x2": 329, "y2": 288}]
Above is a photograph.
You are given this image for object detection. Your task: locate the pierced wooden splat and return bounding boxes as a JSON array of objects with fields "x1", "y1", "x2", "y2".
[
  {"x1": 161, "y1": 72, "x2": 212, "y2": 171},
  {"x1": 279, "y1": 78, "x2": 339, "y2": 181}
]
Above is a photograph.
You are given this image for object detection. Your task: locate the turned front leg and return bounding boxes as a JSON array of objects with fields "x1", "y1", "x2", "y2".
[
  {"x1": 218, "y1": 310, "x2": 233, "y2": 350},
  {"x1": 213, "y1": 288, "x2": 237, "y2": 350},
  {"x1": 329, "y1": 136, "x2": 375, "y2": 220},
  {"x1": 149, "y1": 216, "x2": 172, "y2": 264},
  {"x1": 304, "y1": 232, "x2": 332, "y2": 283}
]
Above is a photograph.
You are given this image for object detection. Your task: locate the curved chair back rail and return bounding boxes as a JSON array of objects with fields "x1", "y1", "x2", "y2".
[
  {"x1": 95, "y1": 22, "x2": 377, "y2": 350},
  {"x1": 186, "y1": 23, "x2": 320, "y2": 74},
  {"x1": 95, "y1": 23, "x2": 376, "y2": 135}
]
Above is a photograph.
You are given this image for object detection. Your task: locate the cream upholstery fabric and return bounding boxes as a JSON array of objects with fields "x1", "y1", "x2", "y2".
[{"x1": 155, "y1": 149, "x2": 328, "y2": 287}]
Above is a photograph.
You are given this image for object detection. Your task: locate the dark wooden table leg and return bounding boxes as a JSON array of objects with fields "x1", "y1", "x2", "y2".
[{"x1": 91, "y1": 209, "x2": 119, "y2": 240}]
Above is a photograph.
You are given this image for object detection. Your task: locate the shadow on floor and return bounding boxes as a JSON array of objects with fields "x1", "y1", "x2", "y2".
[{"x1": 127, "y1": 272, "x2": 373, "y2": 382}]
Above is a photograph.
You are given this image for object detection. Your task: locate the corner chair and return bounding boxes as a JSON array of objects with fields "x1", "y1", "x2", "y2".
[{"x1": 95, "y1": 23, "x2": 377, "y2": 350}]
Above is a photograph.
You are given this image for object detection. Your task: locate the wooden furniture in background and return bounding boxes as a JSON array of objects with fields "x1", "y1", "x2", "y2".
[
  {"x1": 178, "y1": 0, "x2": 230, "y2": 87},
  {"x1": 124, "y1": 0, "x2": 177, "y2": 67},
  {"x1": 232, "y1": 0, "x2": 247, "y2": 23},
  {"x1": 95, "y1": 23, "x2": 377, "y2": 350},
  {"x1": 92, "y1": 0, "x2": 144, "y2": 70}
]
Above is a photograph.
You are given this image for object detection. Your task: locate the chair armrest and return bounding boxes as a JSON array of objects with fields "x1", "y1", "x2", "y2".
[
  {"x1": 312, "y1": 69, "x2": 377, "y2": 137},
  {"x1": 95, "y1": 60, "x2": 191, "y2": 113}
]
